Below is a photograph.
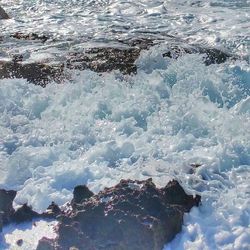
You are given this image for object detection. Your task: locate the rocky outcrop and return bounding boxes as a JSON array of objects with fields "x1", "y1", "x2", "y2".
[
  {"x1": 0, "y1": 32, "x2": 240, "y2": 86},
  {"x1": 10, "y1": 32, "x2": 49, "y2": 43},
  {"x1": 0, "y1": 6, "x2": 9, "y2": 19},
  {"x1": 0, "y1": 61, "x2": 65, "y2": 87},
  {"x1": 1, "y1": 179, "x2": 200, "y2": 249},
  {"x1": 38, "y1": 179, "x2": 200, "y2": 250},
  {"x1": 71, "y1": 185, "x2": 94, "y2": 205}
]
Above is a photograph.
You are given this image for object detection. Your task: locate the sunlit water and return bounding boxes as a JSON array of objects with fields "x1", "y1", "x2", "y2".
[{"x1": 0, "y1": 1, "x2": 250, "y2": 249}]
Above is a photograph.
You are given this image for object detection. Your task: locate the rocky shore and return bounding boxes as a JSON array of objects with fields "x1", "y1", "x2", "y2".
[
  {"x1": 0, "y1": 29, "x2": 238, "y2": 86},
  {"x1": 0, "y1": 179, "x2": 200, "y2": 250}
]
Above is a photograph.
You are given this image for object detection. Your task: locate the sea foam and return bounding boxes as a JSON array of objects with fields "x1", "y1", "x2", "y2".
[{"x1": 0, "y1": 49, "x2": 249, "y2": 249}]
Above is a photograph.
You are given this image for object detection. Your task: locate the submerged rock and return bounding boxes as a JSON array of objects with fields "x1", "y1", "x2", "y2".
[
  {"x1": 10, "y1": 32, "x2": 49, "y2": 43},
  {"x1": 0, "y1": 189, "x2": 61, "y2": 231},
  {"x1": 41, "y1": 179, "x2": 200, "y2": 250},
  {"x1": 162, "y1": 45, "x2": 233, "y2": 65},
  {"x1": 0, "y1": 6, "x2": 9, "y2": 19}
]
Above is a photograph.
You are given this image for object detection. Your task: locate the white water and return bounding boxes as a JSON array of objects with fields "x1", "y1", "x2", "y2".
[{"x1": 0, "y1": 1, "x2": 250, "y2": 249}]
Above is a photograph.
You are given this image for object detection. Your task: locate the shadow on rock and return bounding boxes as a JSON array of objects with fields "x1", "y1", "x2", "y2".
[{"x1": 0, "y1": 61, "x2": 65, "y2": 87}]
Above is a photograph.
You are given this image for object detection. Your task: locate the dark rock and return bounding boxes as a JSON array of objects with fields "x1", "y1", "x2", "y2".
[
  {"x1": 11, "y1": 32, "x2": 49, "y2": 43},
  {"x1": 44, "y1": 202, "x2": 62, "y2": 217},
  {"x1": 57, "y1": 223, "x2": 94, "y2": 250},
  {"x1": 36, "y1": 237, "x2": 55, "y2": 250},
  {"x1": 72, "y1": 185, "x2": 94, "y2": 205},
  {"x1": 162, "y1": 45, "x2": 233, "y2": 65},
  {"x1": 47, "y1": 178, "x2": 200, "y2": 250},
  {"x1": 0, "y1": 189, "x2": 16, "y2": 227},
  {"x1": 66, "y1": 47, "x2": 141, "y2": 75},
  {"x1": 11, "y1": 203, "x2": 39, "y2": 223},
  {"x1": 16, "y1": 239, "x2": 23, "y2": 246},
  {"x1": 0, "y1": 211, "x2": 3, "y2": 232},
  {"x1": 0, "y1": 35, "x2": 238, "y2": 86},
  {"x1": 0, "y1": 6, "x2": 10, "y2": 19},
  {"x1": 0, "y1": 61, "x2": 64, "y2": 87},
  {"x1": 162, "y1": 180, "x2": 201, "y2": 212}
]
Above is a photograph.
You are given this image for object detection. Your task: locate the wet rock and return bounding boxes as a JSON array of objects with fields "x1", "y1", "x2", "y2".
[
  {"x1": 0, "y1": 189, "x2": 16, "y2": 227},
  {"x1": 66, "y1": 47, "x2": 141, "y2": 75},
  {"x1": 0, "y1": 6, "x2": 10, "y2": 19},
  {"x1": 11, "y1": 203, "x2": 39, "y2": 223},
  {"x1": 162, "y1": 45, "x2": 233, "y2": 65},
  {"x1": 16, "y1": 239, "x2": 23, "y2": 246},
  {"x1": 162, "y1": 180, "x2": 201, "y2": 212},
  {"x1": 44, "y1": 202, "x2": 62, "y2": 218},
  {"x1": 72, "y1": 185, "x2": 94, "y2": 205},
  {"x1": 0, "y1": 35, "x2": 237, "y2": 86},
  {"x1": 37, "y1": 237, "x2": 56, "y2": 250},
  {"x1": 10, "y1": 32, "x2": 49, "y2": 43},
  {"x1": 0, "y1": 61, "x2": 64, "y2": 86},
  {"x1": 48, "y1": 178, "x2": 200, "y2": 250}
]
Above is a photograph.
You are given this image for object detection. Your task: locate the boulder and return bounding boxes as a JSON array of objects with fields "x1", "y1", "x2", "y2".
[{"x1": 42, "y1": 178, "x2": 200, "y2": 250}]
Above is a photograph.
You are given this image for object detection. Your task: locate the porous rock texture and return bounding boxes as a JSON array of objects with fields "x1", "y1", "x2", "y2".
[
  {"x1": 37, "y1": 178, "x2": 201, "y2": 250},
  {"x1": 0, "y1": 34, "x2": 237, "y2": 86},
  {"x1": 0, "y1": 189, "x2": 59, "y2": 232}
]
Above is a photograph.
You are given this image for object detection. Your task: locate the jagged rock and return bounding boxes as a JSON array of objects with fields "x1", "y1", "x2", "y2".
[
  {"x1": 0, "y1": 188, "x2": 62, "y2": 228},
  {"x1": 0, "y1": 6, "x2": 9, "y2": 19},
  {"x1": 162, "y1": 45, "x2": 233, "y2": 65},
  {"x1": 11, "y1": 203, "x2": 39, "y2": 223},
  {"x1": 66, "y1": 47, "x2": 141, "y2": 75},
  {"x1": 0, "y1": 35, "x2": 238, "y2": 85},
  {"x1": 45, "y1": 178, "x2": 200, "y2": 250},
  {"x1": 72, "y1": 185, "x2": 94, "y2": 205},
  {"x1": 0, "y1": 189, "x2": 16, "y2": 228},
  {"x1": 0, "y1": 61, "x2": 64, "y2": 87},
  {"x1": 44, "y1": 202, "x2": 62, "y2": 217}
]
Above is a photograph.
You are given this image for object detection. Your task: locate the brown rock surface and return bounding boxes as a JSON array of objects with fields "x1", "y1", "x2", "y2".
[{"x1": 40, "y1": 179, "x2": 200, "y2": 250}]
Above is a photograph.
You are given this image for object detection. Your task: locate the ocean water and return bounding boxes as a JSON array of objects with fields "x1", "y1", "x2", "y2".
[{"x1": 0, "y1": 0, "x2": 250, "y2": 249}]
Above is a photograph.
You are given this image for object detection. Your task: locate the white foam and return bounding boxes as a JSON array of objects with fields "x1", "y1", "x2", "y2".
[
  {"x1": 1, "y1": 220, "x2": 57, "y2": 250},
  {"x1": 0, "y1": 0, "x2": 249, "y2": 61},
  {"x1": 0, "y1": 1, "x2": 249, "y2": 247}
]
